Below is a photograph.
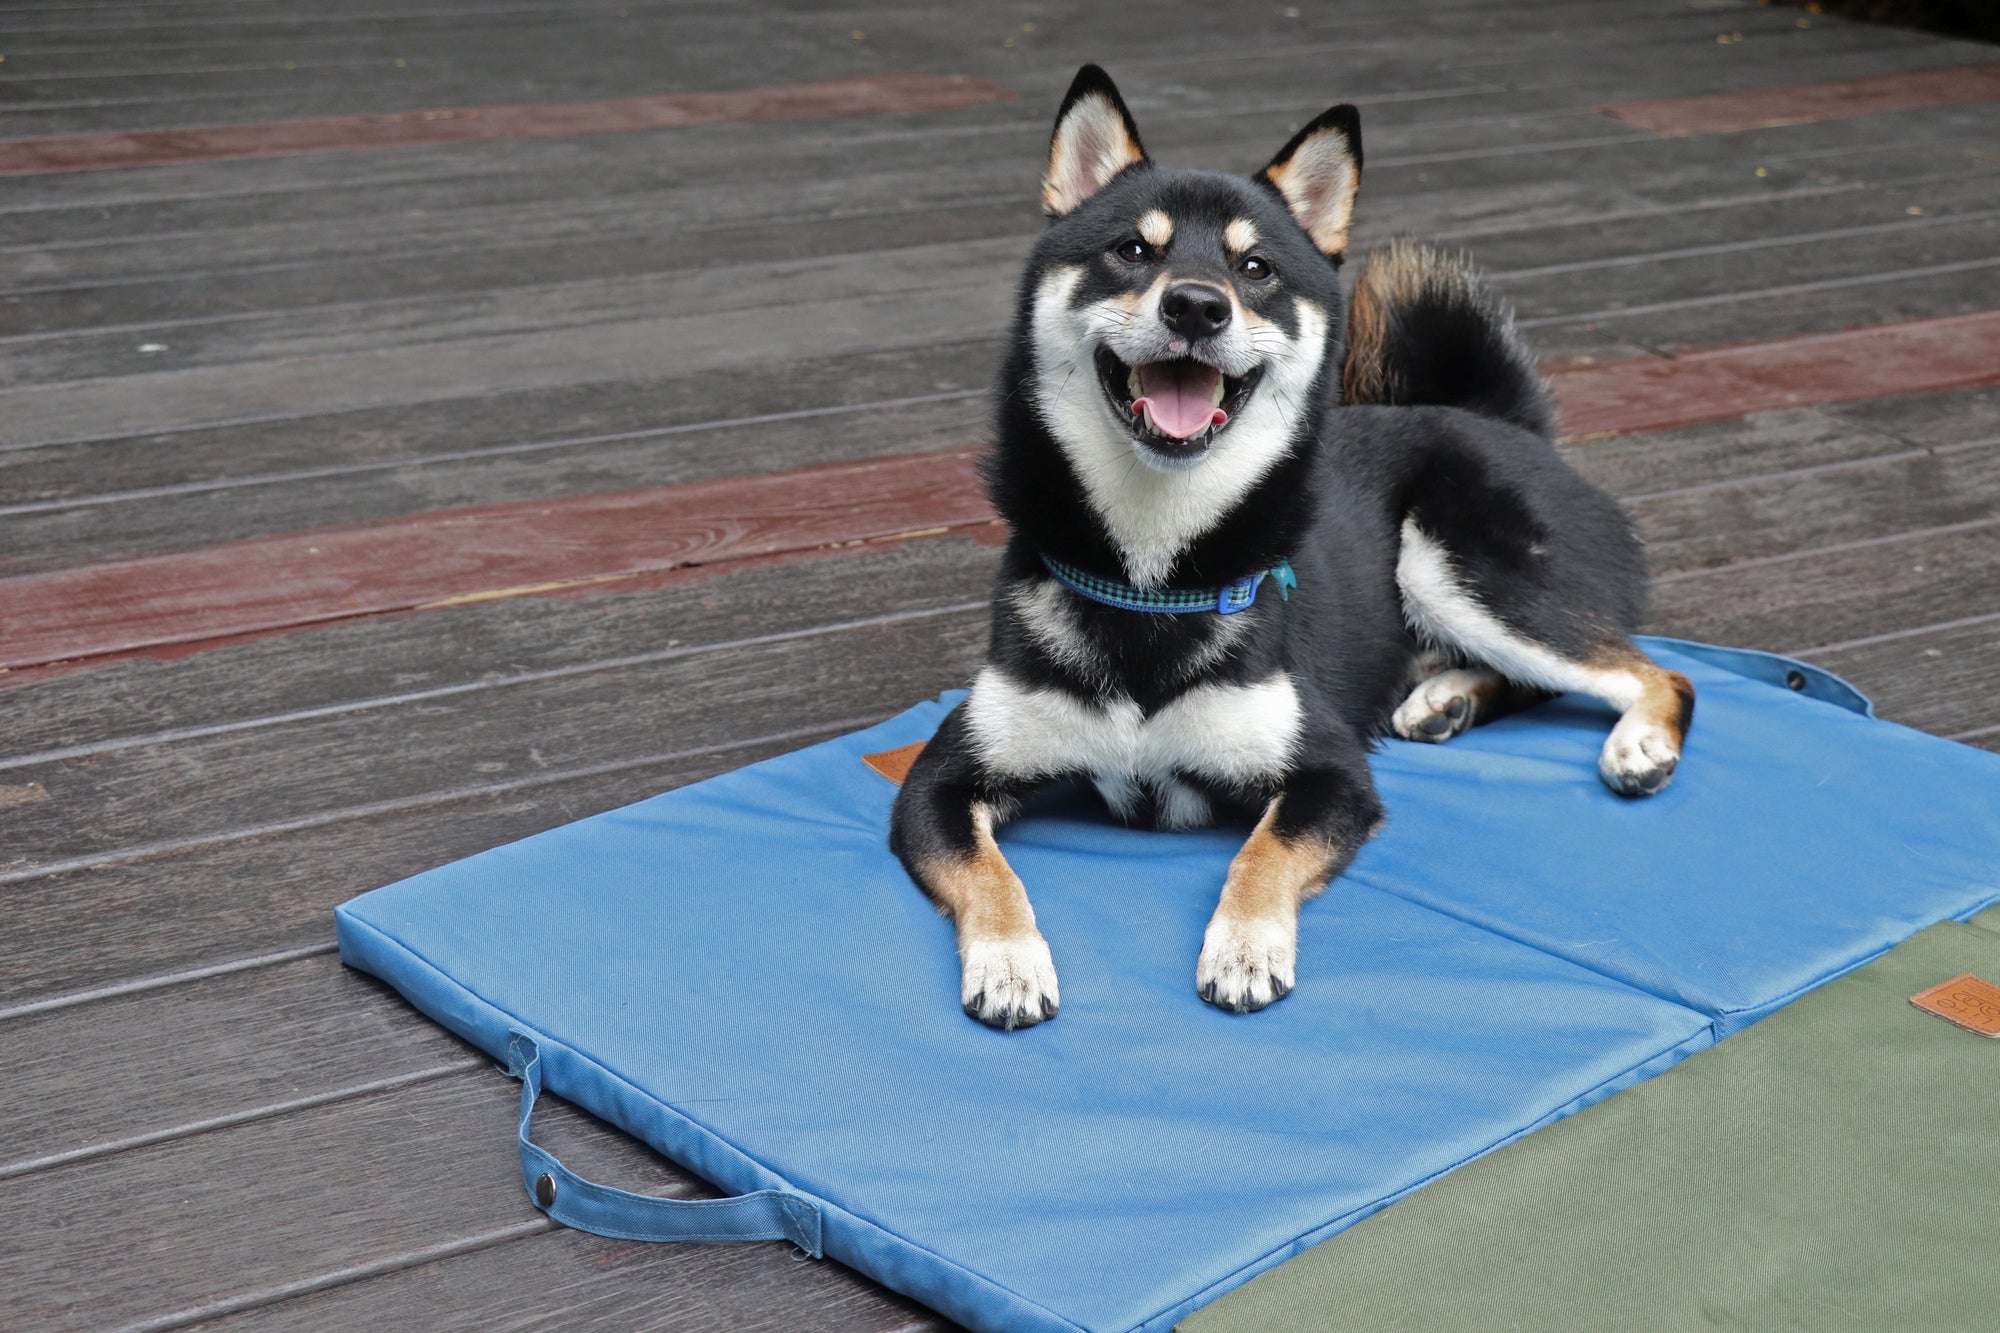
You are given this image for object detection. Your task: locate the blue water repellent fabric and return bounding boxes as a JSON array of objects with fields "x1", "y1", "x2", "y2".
[{"x1": 336, "y1": 638, "x2": 2000, "y2": 1333}]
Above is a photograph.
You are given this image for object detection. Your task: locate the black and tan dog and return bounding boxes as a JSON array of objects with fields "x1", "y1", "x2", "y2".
[{"x1": 890, "y1": 66, "x2": 1692, "y2": 1029}]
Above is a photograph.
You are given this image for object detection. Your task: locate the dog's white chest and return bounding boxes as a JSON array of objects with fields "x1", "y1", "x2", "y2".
[{"x1": 963, "y1": 669, "x2": 1302, "y2": 796}]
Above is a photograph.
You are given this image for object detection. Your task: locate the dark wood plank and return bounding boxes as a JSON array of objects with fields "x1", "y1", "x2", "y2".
[
  {"x1": 8, "y1": 307, "x2": 1997, "y2": 675},
  {"x1": 16, "y1": 424, "x2": 1997, "y2": 866},
  {"x1": 8, "y1": 177, "x2": 1994, "y2": 399},
  {"x1": 1806, "y1": 617, "x2": 2000, "y2": 740},
  {"x1": 0, "y1": 732, "x2": 855, "y2": 1006},
  {"x1": 184, "y1": 1221, "x2": 953, "y2": 1332},
  {"x1": 1648, "y1": 523, "x2": 2000, "y2": 653},
  {"x1": 1506, "y1": 211, "x2": 2000, "y2": 329},
  {"x1": 4, "y1": 170, "x2": 1994, "y2": 583},
  {"x1": 0, "y1": 3, "x2": 1952, "y2": 217},
  {"x1": 0, "y1": 538, "x2": 1002, "y2": 1003},
  {"x1": 1823, "y1": 381, "x2": 2000, "y2": 446},
  {"x1": 0, "y1": 101, "x2": 1635, "y2": 288},
  {"x1": 6, "y1": 383, "x2": 1984, "y2": 767},
  {"x1": 1601, "y1": 60, "x2": 2000, "y2": 135},
  {"x1": 0, "y1": 339, "x2": 1001, "y2": 575},
  {"x1": 0, "y1": 1067, "x2": 941, "y2": 1333},
  {"x1": 1522, "y1": 257, "x2": 2000, "y2": 362},
  {"x1": 1629, "y1": 438, "x2": 2000, "y2": 573},
  {"x1": 0, "y1": 596, "x2": 992, "y2": 872},
  {"x1": 0, "y1": 447, "x2": 988, "y2": 669},
  {"x1": 1555, "y1": 309, "x2": 2000, "y2": 438},
  {"x1": 5, "y1": 124, "x2": 1990, "y2": 459},
  {"x1": 12, "y1": 87, "x2": 1988, "y2": 303},
  {"x1": 0, "y1": 74, "x2": 1018, "y2": 176},
  {"x1": 0, "y1": 524, "x2": 995, "y2": 762},
  {"x1": 0, "y1": 281, "x2": 1007, "y2": 450},
  {"x1": 0, "y1": 954, "x2": 475, "y2": 1174},
  {"x1": 3, "y1": 112, "x2": 1991, "y2": 455},
  {"x1": 8, "y1": 132, "x2": 1994, "y2": 356}
]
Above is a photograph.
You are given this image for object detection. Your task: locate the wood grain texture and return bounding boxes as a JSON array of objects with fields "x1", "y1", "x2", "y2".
[
  {"x1": 0, "y1": 74, "x2": 1018, "y2": 176},
  {"x1": 8, "y1": 310, "x2": 1996, "y2": 675},
  {"x1": 0, "y1": 604, "x2": 992, "y2": 874},
  {"x1": 1602, "y1": 61, "x2": 2000, "y2": 136},
  {"x1": 1555, "y1": 310, "x2": 2000, "y2": 438},
  {"x1": 1807, "y1": 617, "x2": 2000, "y2": 740},
  {"x1": 0, "y1": 540, "x2": 1002, "y2": 1005},
  {"x1": 183, "y1": 1222, "x2": 953, "y2": 1332},
  {"x1": 0, "y1": 449, "x2": 988, "y2": 670},
  {"x1": 0, "y1": 1067, "x2": 941, "y2": 1333},
  {"x1": 3, "y1": 164, "x2": 1993, "y2": 586},
  {"x1": 2, "y1": 111, "x2": 1990, "y2": 457},
  {"x1": 0, "y1": 954, "x2": 475, "y2": 1174}
]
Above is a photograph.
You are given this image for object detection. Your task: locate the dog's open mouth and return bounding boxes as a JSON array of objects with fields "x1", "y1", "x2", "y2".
[{"x1": 1094, "y1": 348, "x2": 1262, "y2": 462}]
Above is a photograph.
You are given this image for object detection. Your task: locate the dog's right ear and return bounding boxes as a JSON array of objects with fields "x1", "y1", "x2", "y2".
[{"x1": 1042, "y1": 65, "x2": 1149, "y2": 219}]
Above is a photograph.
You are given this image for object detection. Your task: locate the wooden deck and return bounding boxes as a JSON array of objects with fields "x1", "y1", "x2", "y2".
[{"x1": 2, "y1": 1, "x2": 1997, "y2": 1328}]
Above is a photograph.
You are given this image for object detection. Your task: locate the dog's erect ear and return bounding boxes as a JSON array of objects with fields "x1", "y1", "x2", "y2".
[
  {"x1": 1257, "y1": 106, "x2": 1363, "y2": 259},
  {"x1": 1042, "y1": 65, "x2": 1149, "y2": 219}
]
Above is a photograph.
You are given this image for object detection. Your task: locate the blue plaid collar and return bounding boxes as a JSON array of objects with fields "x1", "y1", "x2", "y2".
[{"x1": 1040, "y1": 554, "x2": 1297, "y2": 615}]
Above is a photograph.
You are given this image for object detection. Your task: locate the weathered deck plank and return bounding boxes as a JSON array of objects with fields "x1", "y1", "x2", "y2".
[
  {"x1": 5, "y1": 186, "x2": 1995, "y2": 575},
  {"x1": 1, "y1": 1067, "x2": 945, "y2": 1333}
]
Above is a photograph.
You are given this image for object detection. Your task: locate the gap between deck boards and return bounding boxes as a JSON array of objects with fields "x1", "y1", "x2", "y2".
[{"x1": 4, "y1": 308, "x2": 2000, "y2": 679}]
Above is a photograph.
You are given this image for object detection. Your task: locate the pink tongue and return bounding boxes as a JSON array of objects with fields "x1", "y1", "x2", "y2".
[{"x1": 1132, "y1": 362, "x2": 1226, "y2": 440}]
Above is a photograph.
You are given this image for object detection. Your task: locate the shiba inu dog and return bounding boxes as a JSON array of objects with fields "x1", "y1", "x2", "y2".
[{"x1": 890, "y1": 66, "x2": 1693, "y2": 1029}]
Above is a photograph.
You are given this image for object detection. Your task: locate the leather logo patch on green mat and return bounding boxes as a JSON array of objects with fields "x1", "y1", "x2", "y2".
[{"x1": 1910, "y1": 973, "x2": 2000, "y2": 1037}]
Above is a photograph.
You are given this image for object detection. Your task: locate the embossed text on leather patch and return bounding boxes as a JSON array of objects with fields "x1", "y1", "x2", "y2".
[
  {"x1": 1910, "y1": 973, "x2": 2000, "y2": 1037},
  {"x1": 862, "y1": 741, "x2": 926, "y2": 786}
]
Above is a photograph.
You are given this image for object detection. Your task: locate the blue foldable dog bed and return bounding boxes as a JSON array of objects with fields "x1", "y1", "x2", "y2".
[{"x1": 337, "y1": 638, "x2": 2000, "y2": 1333}]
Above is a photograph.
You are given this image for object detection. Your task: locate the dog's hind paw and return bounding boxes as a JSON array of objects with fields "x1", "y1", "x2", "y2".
[
  {"x1": 1391, "y1": 669, "x2": 1492, "y2": 743},
  {"x1": 960, "y1": 934, "x2": 1060, "y2": 1030},
  {"x1": 1599, "y1": 716, "x2": 1680, "y2": 797},
  {"x1": 1196, "y1": 913, "x2": 1296, "y2": 1013}
]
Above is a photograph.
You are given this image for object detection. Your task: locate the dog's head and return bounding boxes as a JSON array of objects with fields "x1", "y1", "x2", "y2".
[{"x1": 1019, "y1": 65, "x2": 1361, "y2": 483}]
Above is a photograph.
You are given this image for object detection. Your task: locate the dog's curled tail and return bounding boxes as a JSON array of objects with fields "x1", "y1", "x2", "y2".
[{"x1": 1342, "y1": 238, "x2": 1556, "y2": 440}]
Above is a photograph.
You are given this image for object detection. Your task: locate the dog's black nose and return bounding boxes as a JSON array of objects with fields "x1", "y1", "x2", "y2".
[{"x1": 1159, "y1": 283, "x2": 1231, "y2": 339}]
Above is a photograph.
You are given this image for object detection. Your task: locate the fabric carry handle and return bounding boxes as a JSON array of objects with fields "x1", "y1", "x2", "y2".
[{"x1": 510, "y1": 1033, "x2": 824, "y2": 1256}]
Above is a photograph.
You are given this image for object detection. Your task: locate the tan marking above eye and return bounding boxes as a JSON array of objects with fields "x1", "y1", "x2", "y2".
[
  {"x1": 1137, "y1": 209, "x2": 1174, "y2": 248},
  {"x1": 1224, "y1": 219, "x2": 1259, "y2": 253}
]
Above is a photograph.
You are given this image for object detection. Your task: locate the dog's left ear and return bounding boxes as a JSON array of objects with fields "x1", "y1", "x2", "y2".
[
  {"x1": 1257, "y1": 106, "x2": 1363, "y2": 260},
  {"x1": 1043, "y1": 64, "x2": 1149, "y2": 219}
]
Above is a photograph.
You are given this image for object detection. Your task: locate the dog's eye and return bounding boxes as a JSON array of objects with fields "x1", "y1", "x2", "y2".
[
  {"x1": 1114, "y1": 239, "x2": 1153, "y2": 264},
  {"x1": 1240, "y1": 255, "x2": 1274, "y2": 280}
]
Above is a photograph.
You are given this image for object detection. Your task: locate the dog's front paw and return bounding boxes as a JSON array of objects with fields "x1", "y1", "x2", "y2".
[
  {"x1": 1599, "y1": 715, "x2": 1680, "y2": 796},
  {"x1": 1196, "y1": 913, "x2": 1296, "y2": 1013},
  {"x1": 1391, "y1": 669, "x2": 1487, "y2": 743},
  {"x1": 960, "y1": 934, "x2": 1059, "y2": 1030}
]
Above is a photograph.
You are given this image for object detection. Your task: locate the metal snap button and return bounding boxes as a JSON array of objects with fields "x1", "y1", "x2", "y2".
[
  {"x1": 1785, "y1": 670, "x2": 1807, "y2": 691},
  {"x1": 535, "y1": 1173, "x2": 557, "y2": 1207}
]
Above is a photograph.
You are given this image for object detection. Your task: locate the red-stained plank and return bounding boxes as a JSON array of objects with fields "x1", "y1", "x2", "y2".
[
  {"x1": 1600, "y1": 61, "x2": 2000, "y2": 135},
  {"x1": 1554, "y1": 309, "x2": 2000, "y2": 438},
  {"x1": 0, "y1": 449, "x2": 985, "y2": 671},
  {"x1": 0, "y1": 74, "x2": 1016, "y2": 177},
  {"x1": 5, "y1": 311, "x2": 2000, "y2": 678}
]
